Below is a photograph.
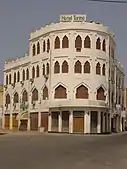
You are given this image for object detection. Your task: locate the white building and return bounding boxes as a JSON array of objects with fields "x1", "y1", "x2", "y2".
[{"x1": 3, "y1": 14, "x2": 125, "y2": 133}]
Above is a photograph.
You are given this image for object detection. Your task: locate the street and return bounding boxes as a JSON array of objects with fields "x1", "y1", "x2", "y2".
[{"x1": 0, "y1": 132, "x2": 127, "y2": 169}]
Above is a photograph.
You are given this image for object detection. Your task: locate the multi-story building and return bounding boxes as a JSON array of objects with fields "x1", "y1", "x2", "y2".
[{"x1": 3, "y1": 14, "x2": 125, "y2": 133}]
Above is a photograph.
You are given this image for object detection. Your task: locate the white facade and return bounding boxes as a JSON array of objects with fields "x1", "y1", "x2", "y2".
[{"x1": 3, "y1": 14, "x2": 125, "y2": 133}]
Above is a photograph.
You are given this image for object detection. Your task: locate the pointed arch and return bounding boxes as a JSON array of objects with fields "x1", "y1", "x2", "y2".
[
  {"x1": 84, "y1": 61, "x2": 90, "y2": 73},
  {"x1": 6, "y1": 93, "x2": 10, "y2": 104},
  {"x1": 54, "y1": 36, "x2": 60, "y2": 49},
  {"x1": 17, "y1": 71, "x2": 20, "y2": 82},
  {"x1": 46, "y1": 63, "x2": 49, "y2": 75},
  {"x1": 32, "y1": 88, "x2": 38, "y2": 101},
  {"x1": 36, "y1": 65, "x2": 40, "y2": 77},
  {"x1": 76, "y1": 85, "x2": 89, "y2": 99},
  {"x1": 32, "y1": 66, "x2": 35, "y2": 79},
  {"x1": 84, "y1": 36, "x2": 91, "y2": 48},
  {"x1": 75, "y1": 35, "x2": 82, "y2": 52},
  {"x1": 22, "y1": 69, "x2": 25, "y2": 81},
  {"x1": 32, "y1": 44, "x2": 36, "y2": 56},
  {"x1": 102, "y1": 39, "x2": 106, "y2": 52},
  {"x1": 74, "y1": 60, "x2": 82, "y2": 73},
  {"x1": 62, "y1": 60, "x2": 68, "y2": 73},
  {"x1": 47, "y1": 39, "x2": 50, "y2": 52},
  {"x1": 22, "y1": 89, "x2": 28, "y2": 102},
  {"x1": 102, "y1": 64, "x2": 106, "y2": 76},
  {"x1": 26, "y1": 68, "x2": 29, "y2": 80},
  {"x1": 43, "y1": 86, "x2": 49, "y2": 100},
  {"x1": 43, "y1": 40, "x2": 46, "y2": 52},
  {"x1": 14, "y1": 72, "x2": 16, "y2": 83},
  {"x1": 42, "y1": 64, "x2": 45, "y2": 76},
  {"x1": 62, "y1": 35, "x2": 69, "y2": 48},
  {"x1": 14, "y1": 92, "x2": 19, "y2": 103},
  {"x1": 96, "y1": 62, "x2": 101, "y2": 75},
  {"x1": 54, "y1": 61, "x2": 60, "y2": 74},
  {"x1": 6, "y1": 75, "x2": 8, "y2": 85},
  {"x1": 54, "y1": 85, "x2": 67, "y2": 99},
  {"x1": 37, "y1": 42, "x2": 40, "y2": 54},
  {"x1": 9, "y1": 74, "x2": 11, "y2": 84},
  {"x1": 96, "y1": 86, "x2": 105, "y2": 101},
  {"x1": 96, "y1": 37, "x2": 101, "y2": 50}
]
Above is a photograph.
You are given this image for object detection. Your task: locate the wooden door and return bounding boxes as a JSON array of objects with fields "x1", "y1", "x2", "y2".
[
  {"x1": 4, "y1": 114, "x2": 10, "y2": 129},
  {"x1": 30, "y1": 113, "x2": 38, "y2": 131},
  {"x1": 51, "y1": 112, "x2": 59, "y2": 132},
  {"x1": 41, "y1": 112, "x2": 48, "y2": 131},
  {"x1": 62, "y1": 111, "x2": 69, "y2": 132},
  {"x1": 12, "y1": 114, "x2": 18, "y2": 130},
  {"x1": 73, "y1": 111, "x2": 84, "y2": 133}
]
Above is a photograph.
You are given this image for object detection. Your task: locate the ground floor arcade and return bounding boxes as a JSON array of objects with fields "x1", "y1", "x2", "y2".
[{"x1": 3, "y1": 108, "x2": 125, "y2": 134}]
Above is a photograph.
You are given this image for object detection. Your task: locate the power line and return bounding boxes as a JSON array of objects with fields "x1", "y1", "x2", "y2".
[{"x1": 87, "y1": 0, "x2": 127, "y2": 3}]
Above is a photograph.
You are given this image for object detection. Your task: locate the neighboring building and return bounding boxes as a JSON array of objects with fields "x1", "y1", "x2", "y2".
[
  {"x1": 3, "y1": 14, "x2": 125, "y2": 133},
  {"x1": 0, "y1": 85, "x2": 3, "y2": 128}
]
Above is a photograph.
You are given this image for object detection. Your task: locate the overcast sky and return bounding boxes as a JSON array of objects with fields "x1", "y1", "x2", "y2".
[{"x1": 0, "y1": 0, "x2": 127, "y2": 84}]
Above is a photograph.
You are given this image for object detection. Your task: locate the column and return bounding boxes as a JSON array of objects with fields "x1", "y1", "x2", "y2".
[
  {"x1": 102, "y1": 112, "x2": 105, "y2": 133},
  {"x1": 58, "y1": 111, "x2": 62, "y2": 132},
  {"x1": 120, "y1": 116, "x2": 122, "y2": 132},
  {"x1": 38, "y1": 111, "x2": 41, "y2": 130},
  {"x1": 69, "y1": 110, "x2": 73, "y2": 133},
  {"x1": 86, "y1": 111, "x2": 90, "y2": 133},
  {"x1": 84, "y1": 111, "x2": 86, "y2": 134},
  {"x1": 97, "y1": 111, "x2": 101, "y2": 133},
  {"x1": 48, "y1": 111, "x2": 51, "y2": 132}
]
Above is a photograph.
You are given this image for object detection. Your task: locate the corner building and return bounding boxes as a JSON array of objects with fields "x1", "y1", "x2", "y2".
[{"x1": 3, "y1": 14, "x2": 125, "y2": 134}]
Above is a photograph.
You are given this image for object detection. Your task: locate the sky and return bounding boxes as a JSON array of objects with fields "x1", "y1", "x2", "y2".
[{"x1": 0, "y1": 0, "x2": 127, "y2": 84}]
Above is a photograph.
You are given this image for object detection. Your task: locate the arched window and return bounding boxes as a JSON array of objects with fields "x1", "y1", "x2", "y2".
[
  {"x1": 22, "y1": 70, "x2": 25, "y2": 81},
  {"x1": 9, "y1": 74, "x2": 11, "y2": 84},
  {"x1": 43, "y1": 40, "x2": 46, "y2": 52},
  {"x1": 17, "y1": 71, "x2": 20, "y2": 82},
  {"x1": 14, "y1": 92, "x2": 19, "y2": 103},
  {"x1": 102, "y1": 39, "x2": 106, "y2": 52},
  {"x1": 54, "y1": 61, "x2": 60, "y2": 74},
  {"x1": 75, "y1": 35, "x2": 82, "y2": 51},
  {"x1": 32, "y1": 44, "x2": 36, "y2": 56},
  {"x1": 96, "y1": 62, "x2": 101, "y2": 75},
  {"x1": 26, "y1": 68, "x2": 29, "y2": 80},
  {"x1": 47, "y1": 39, "x2": 50, "y2": 52},
  {"x1": 37, "y1": 42, "x2": 40, "y2": 54},
  {"x1": 14, "y1": 72, "x2": 16, "y2": 83},
  {"x1": 62, "y1": 61, "x2": 68, "y2": 73},
  {"x1": 22, "y1": 90, "x2": 28, "y2": 102},
  {"x1": 6, "y1": 75, "x2": 8, "y2": 85},
  {"x1": 96, "y1": 87, "x2": 105, "y2": 101},
  {"x1": 43, "y1": 86, "x2": 48, "y2": 100},
  {"x1": 42, "y1": 64, "x2": 45, "y2": 76},
  {"x1": 96, "y1": 38, "x2": 101, "y2": 50},
  {"x1": 36, "y1": 65, "x2": 39, "y2": 77},
  {"x1": 102, "y1": 64, "x2": 106, "y2": 76},
  {"x1": 54, "y1": 36, "x2": 60, "y2": 49},
  {"x1": 32, "y1": 66, "x2": 35, "y2": 79},
  {"x1": 46, "y1": 63, "x2": 49, "y2": 75},
  {"x1": 84, "y1": 36, "x2": 91, "y2": 48},
  {"x1": 62, "y1": 35, "x2": 69, "y2": 48},
  {"x1": 32, "y1": 88, "x2": 38, "y2": 101},
  {"x1": 76, "y1": 85, "x2": 89, "y2": 99},
  {"x1": 84, "y1": 61, "x2": 90, "y2": 73},
  {"x1": 54, "y1": 85, "x2": 67, "y2": 99},
  {"x1": 6, "y1": 94, "x2": 10, "y2": 104},
  {"x1": 74, "y1": 60, "x2": 82, "y2": 73}
]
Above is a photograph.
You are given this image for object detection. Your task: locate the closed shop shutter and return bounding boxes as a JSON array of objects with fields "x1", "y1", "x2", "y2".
[
  {"x1": 5, "y1": 114, "x2": 10, "y2": 129},
  {"x1": 73, "y1": 111, "x2": 84, "y2": 133},
  {"x1": 41, "y1": 112, "x2": 48, "y2": 131},
  {"x1": 30, "y1": 112, "x2": 38, "y2": 131},
  {"x1": 62, "y1": 111, "x2": 69, "y2": 132}
]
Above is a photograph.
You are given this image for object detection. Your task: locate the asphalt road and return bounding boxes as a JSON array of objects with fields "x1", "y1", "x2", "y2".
[{"x1": 0, "y1": 132, "x2": 127, "y2": 169}]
